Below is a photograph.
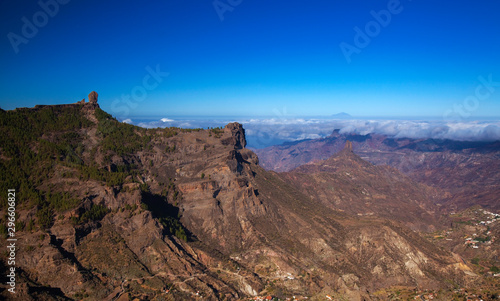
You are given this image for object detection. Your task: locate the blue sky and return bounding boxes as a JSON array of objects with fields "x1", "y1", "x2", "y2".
[{"x1": 1, "y1": 0, "x2": 499, "y2": 120}]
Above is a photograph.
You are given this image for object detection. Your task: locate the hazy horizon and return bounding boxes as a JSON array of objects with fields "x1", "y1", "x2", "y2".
[{"x1": 118, "y1": 115, "x2": 500, "y2": 149}]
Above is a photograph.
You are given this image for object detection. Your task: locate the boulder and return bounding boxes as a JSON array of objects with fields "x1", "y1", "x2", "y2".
[{"x1": 88, "y1": 91, "x2": 98, "y2": 104}]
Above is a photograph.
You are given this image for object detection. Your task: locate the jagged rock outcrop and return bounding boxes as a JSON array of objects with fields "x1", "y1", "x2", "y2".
[
  {"x1": 344, "y1": 139, "x2": 353, "y2": 152},
  {"x1": 88, "y1": 91, "x2": 98, "y2": 104},
  {"x1": 222, "y1": 122, "x2": 246, "y2": 149}
]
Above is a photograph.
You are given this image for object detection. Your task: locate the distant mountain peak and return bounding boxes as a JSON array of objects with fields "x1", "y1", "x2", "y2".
[{"x1": 331, "y1": 112, "x2": 352, "y2": 119}]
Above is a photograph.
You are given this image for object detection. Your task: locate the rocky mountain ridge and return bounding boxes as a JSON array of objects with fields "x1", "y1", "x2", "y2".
[
  {"x1": 254, "y1": 130, "x2": 500, "y2": 212},
  {"x1": 0, "y1": 102, "x2": 487, "y2": 300}
]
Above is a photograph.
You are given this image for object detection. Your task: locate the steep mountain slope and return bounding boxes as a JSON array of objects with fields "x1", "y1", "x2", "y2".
[
  {"x1": 0, "y1": 102, "x2": 481, "y2": 300},
  {"x1": 363, "y1": 143, "x2": 500, "y2": 212},
  {"x1": 254, "y1": 130, "x2": 500, "y2": 211},
  {"x1": 0, "y1": 102, "x2": 263, "y2": 300},
  {"x1": 280, "y1": 141, "x2": 441, "y2": 232}
]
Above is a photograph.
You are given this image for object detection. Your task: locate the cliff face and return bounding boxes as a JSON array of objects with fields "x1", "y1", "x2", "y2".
[
  {"x1": 0, "y1": 104, "x2": 265, "y2": 300},
  {"x1": 169, "y1": 123, "x2": 266, "y2": 253},
  {"x1": 0, "y1": 104, "x2": 476, "y2": 300}
]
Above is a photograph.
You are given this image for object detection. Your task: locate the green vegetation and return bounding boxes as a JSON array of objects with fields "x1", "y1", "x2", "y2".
[
  {"x1": 36, "y1": 207, "x2": 54, "y2": 229},
  {"x1": 180, "y1": 128, "x2": 202, "y2": 133},
  {"x1": 159, "y1": 216, "x2": 188, "y2": 241},
  {"x1": 0, "y1": 104, "x2": 192, "y2": 242},
  {"x1": 79, "y1": 204, "x2": 109, "y2": 223},
  {"x1": 454, "y1": 220, "x2": 473, "y2": 225},
  {"x1": 26, "y1": 219, "x2": 35, "y2": 232},
  {"x1": 139, "y1": 183, "x2": 150, "y2": 193},
  {"x1": 73, "y1": 290, "x2": 89, "y2": 299},
  {"x1": 0, "y1": 224, "x2": 7, "y2": 239},
  {"x1": 95, "y1": 108, "x2": 150, "y2": 156},
  {"x1": 71, "y1": 204, "x2": 109, "y2": 225},
  {"x1": 475, "y1": 236, "x2": 491, "y2": 242},
  {"x1": 0, "y1": 105, "x2": 92, "y2": 209},
  {"x1": 78, "y1": 164, "x2": 138, "y2": 187},
  {"x1": 0, "y1": 105, "x2": 147, "y2": 229},
  {"x1": 124, "y1": 203, "x2": 138, "y2": 211},
  {"x1": 209, "y1": 127, "x2": 224, "y2": 138},
  {"x1": 163, "y1": 128, "x2": 178, "y2": 138},
  {"x1": 165, "y1": 144, "x2": 176, "y2": 153},
  {"x1": 45, "y1": 191, "x2": 80, "y2": 212},
  {"x1": 0, "y1": 105, "x2": 91, "y2": 218}
]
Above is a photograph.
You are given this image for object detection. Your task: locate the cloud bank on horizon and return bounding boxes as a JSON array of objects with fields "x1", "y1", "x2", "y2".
[{"x1": 131, "y1": 117, "x2": 500, "y2": 148}]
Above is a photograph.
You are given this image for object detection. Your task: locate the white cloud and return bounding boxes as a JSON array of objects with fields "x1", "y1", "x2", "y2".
[
  {"x1": 241, "y1": 118, "x2": 500, "y2": 148},
  {"x1": 331, "y1": 120, "x2": 500, "y2": 141},
  {"x1": 126, "y1": 116, "x2": 500, "y2": 148},
  {"x1": 294, "y1": 133, "x2": 322, "y2": 140}
]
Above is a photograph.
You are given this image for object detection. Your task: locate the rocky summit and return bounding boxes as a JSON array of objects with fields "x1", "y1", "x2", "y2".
[{"x1": 0, "y1": 102, "x2": 496, "y2": 300}]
